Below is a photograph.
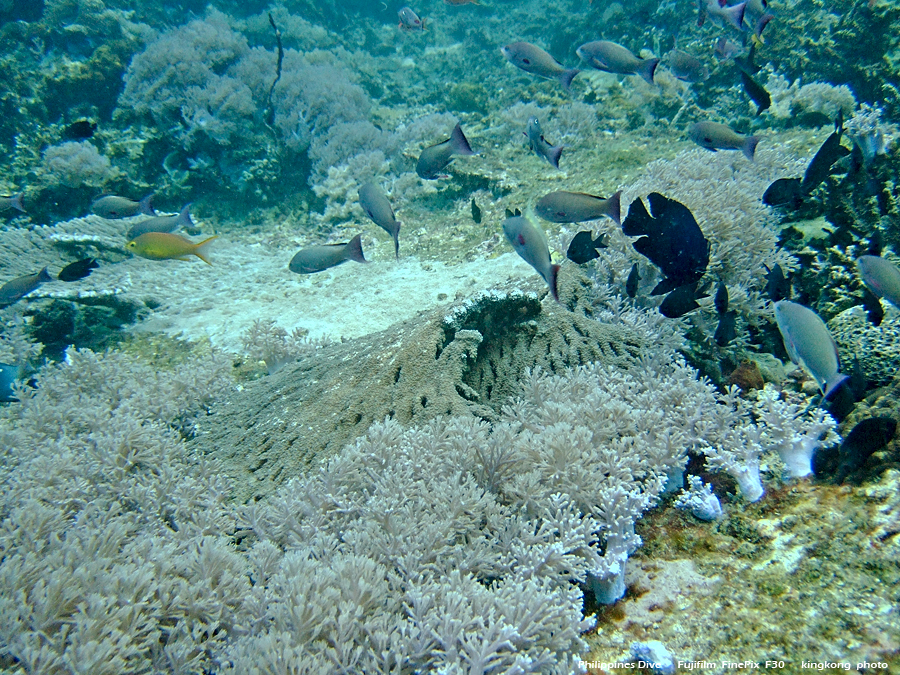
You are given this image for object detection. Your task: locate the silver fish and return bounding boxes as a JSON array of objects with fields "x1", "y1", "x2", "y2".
[
  {"x1": 576, "y1": 41, "x2": 659, "y2": 84},
  {"x1": 502, "y1": 213, "x2": 559, "y2": 302},
  {"x1": 125, "y1": 204, "x2": 194, "y2": 240},
  {"x1": 398, "y1": 6, "x2": 425, "y2": 31},
  {"x1": 774, "y1": 300, "x2": 847, "y2": 397},
  {"x1": 92, "y1": 194, "x2": 156, "y2": 219},
  {"x1": 0, "y1": 268, "x2": 52, "y2": 308},
  {"x1": 524, "y1": 117, "x2": 564, "y2": 169},
  {"x1": 0, "y1": 192, "x2": 25, "y2": 213},
  {"x1": 289, "y1": 234, "x2": 368, "y2": 274},
  {"x1": 416, "y1": 123, "x2": 475, "y2": 180},
  {"x1": 535, "y1": 190, "x2": 621, "y2": 225},
  {"x1": 500, "y1": 42, "x2": 580, "y2": 91},
  {"x1": 688, "y1": 121, "x2": 760, "y2": 160},
  {"x1": 359, "y1": 183, "x2": 401, "y2": 259},
  {"x1": 857, "y1": 255, "x2": 900, "y2": 310},
  {"x1": 666, "y1": 49, "x2": 709, "y2": 83}
]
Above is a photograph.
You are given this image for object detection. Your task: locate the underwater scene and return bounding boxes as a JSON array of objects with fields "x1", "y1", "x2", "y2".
[{"x1": 2, "y1": 0, "x2": 900, "y2": 672}]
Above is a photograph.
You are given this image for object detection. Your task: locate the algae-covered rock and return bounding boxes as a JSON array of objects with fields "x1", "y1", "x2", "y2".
[{"x1": 196, "y1": 284, "x2": 652, "y2": 502}]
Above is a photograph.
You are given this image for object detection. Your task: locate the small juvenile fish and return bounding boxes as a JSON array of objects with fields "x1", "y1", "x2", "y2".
[
  {"x1": 58, "y1": 258, "x2": 98, "y2": 282},
  {"x1": 126, "y1": 232, "x2": 217, "y2": 265},
  {"x1": 524, "y1": 116, "x2": 564, "y2": 169},
  {"x1": 566, "y1": 231, "x2": 607, "y2": 264},
  {"x1": 416, "y1": 123, "x2": 475, "y2": 180},
  {"x1": 715, "y1": 310, "x2": 738, "y2": 346},
  {"x1": 358, "y1": 183, "x2": 401, "y2": 259},
  {"x1": 0, "y1": 268, "x2": 52, "y2": 307},
  {"x1": 126, "y1": 204, "x2": 194, "y2": 241},
  {"x1": 666, "y1": 49, "x2": 709, "y2": 83},
  {"x1": 714, "y1": 281, "x2": 729, "y2": 315},
  {"x1": 502, "y1": 213, "x2": 559, "y2": 302},
  {"x1": 0, "y1": 192, "x2": 25, "y2": 213},
  {"x1": 500, "y1": 42, "x2": 580, "y2": 91},
  {"x1": 625, "y1": 263, "x2": 641, "y2": 298},
  {"x1": 576, "y1": 41, "x2": 658, "y2": 84},
  {"x1": 774, "y1": 300, "x2": 847, "y2": 398},
  {"x1": 471, "y1": 198, "x2": 482, "y2": 224},
  {"x1": 739, "y1": 68, "x2": 771, "y2": 116},
  {"x1": 535, "y1": 190, "x2": 621, "y2": 225},
  {"x1": 289, "y1": 234, "x2": 367, "y2": 274},
  {"x1": 398, "y1": 6, "x2": 425, "y2": 31},
  {"x1": 857, "y1": 255, "x2": 900, "y2": 310},
  {"x1": 92, "y1": 194, "x2": 156, "y2": 219},
  {"x1": 688, "y1": 121, "x2": 760, "y2": 160}
]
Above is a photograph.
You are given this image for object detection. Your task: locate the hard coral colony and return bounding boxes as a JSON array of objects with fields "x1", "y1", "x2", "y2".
[{"x1": 0, "y1": 0, "x2": 899, "y2": 672}]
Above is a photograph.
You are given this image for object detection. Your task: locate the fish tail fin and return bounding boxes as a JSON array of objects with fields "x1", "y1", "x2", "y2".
[
  {"x1": 743, "y1": 136, "x2": 760, "y2": 161},
  {"x1": 755, "y1": 13, "x2": 773, "y2": 39},
  {"x1": 177, "y1": 203, "x2": 195, "y2": 231},
  {"x1": 559, "y1": 68, "x2": 581, "y2": 91},
  {"x1": 548, "y1": 264, "x2": 561, "y2": 303},
  {"x1": 824, "y1": 373, "x2": 849, "y2": 399},
  {"x1": 345, "y1": 233, "x2": 368, "y2": 264},
  {"x1": 192, "y1": 235, "x2": 218, "y2": 265},
  {"x1": 548, "y1": 145, "x2": 564, "y2": 170},
  {"x1": 638, "y1": 58, "x2": 659, "y2": 84},
  {"x1": 606, "y1": 190, "x2": 622, "y2": 226},
  {"x1": 393, "y1": 223, "x2": 401, "y2": 259},
  {"x1": 10, "y1": 192, "x2": 25, "y2": 213},
  {"x1": 728, "y1": 1, "x2": 747, "y2": 30},
  {"x1": 38, "y1": 267, "x2": 52, "y2": 283},
  {"x1": 139, "y1": 193, "x2": 156, "y2": 216},
  {"x1": 449, "y1": 123, "x2": 475, "y2": 156}
]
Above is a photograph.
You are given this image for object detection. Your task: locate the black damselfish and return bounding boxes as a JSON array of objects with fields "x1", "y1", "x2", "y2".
[
  {"x1": 625, "y1": 263, "x2": 641, "y2": 298},
  {"x1": 834, "y1": 416, "x2": 897, "y2": 483},
  {"x1": 471, "y1": 198, "x2": 482, "y2": 224},
  {"x1": 802, "y1": 115, "x2": 850, "y2": 193},
  {"x1": 659, "y1": 283, "x2": 702, "y2": 318},
  {"x1": 621, "y1": 193, "x2": 709, "y2": 295},
  {"x1": 566, "y1": 230, "x2": 607, "y2": 264},
  {"x1": 57, "y1": 258, "x2": 98, "y2": 282},
  {"x1": 738, "y1": 68, "x2": 770, "y2": 116},
  {"x1": 763, "y1": 178, "x2": 804, "y2": 210}
]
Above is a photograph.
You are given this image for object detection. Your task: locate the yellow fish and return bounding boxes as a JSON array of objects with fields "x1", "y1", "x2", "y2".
[{"x1": 126, "y1": 232, "x2": 217, "y2": 264}]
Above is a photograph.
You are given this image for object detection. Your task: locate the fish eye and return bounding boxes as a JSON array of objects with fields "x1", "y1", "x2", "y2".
[{"x1": 522, "y1": 58, "x2": 531, "y2": 64}]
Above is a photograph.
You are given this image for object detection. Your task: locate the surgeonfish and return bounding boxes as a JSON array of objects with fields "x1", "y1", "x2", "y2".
[
  {"x1": 688, "y1": 121, "x2": 760, "y2": 160},
  {"x1": 857, "y1": 255, "x2": 900, "y2": 310},
  {"x1": 576, "y1": 41, "x2": 659, "y2": 84},
  {"x1": 58, "y1": 258, "x2": 99, "y2": 282},
  {"x1": 126, "y1": 232, "x2": 217, "y2": 264},
  {"x1": 502, "y1": 212, "x2": 559, "y2": 302},
  {"x1": 666, "y1": 49, "x2": 709, "y2": 83},
  {"x1": 398, "y1": 6, "x2": 425, "y2": 31},
  {"x1": 92, "y1": 194, "x2": 156, "y2": 219},
  {"x1": 535, "y1": 190, "x2": 622, "y2": 225},
  {"x1": 500, "y1": 42, "x2": 580, "y2": 91},
  {"x1": 416, "y1": 123, "x2": 475, "y2": 180},
  {"x1": 0, "y1": 268, "x2": 52, "y2": 307},
  {"x1": 774, "y1": 300, "x2": 847, "y2": 398},
  {"x1": 358, "y1": 183, "x2": 401, "y2": 259},
  {"x1": 289, "y1": 234, "x2": 367, "y2": 274},
  {"x1": 524, "y1": 116, "x2": 564, "y2": 169},
  {"x1": 0, "y1": 192, "x2": 25, "y2": 213},
  {"x1": 126, "y1": 204, "x2": 194, "y2": 241}
]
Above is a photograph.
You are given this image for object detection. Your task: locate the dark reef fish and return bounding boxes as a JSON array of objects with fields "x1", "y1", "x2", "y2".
[
  {"x1": 524, "y1": 116, "x2": 564, "y2": 169},
  {"x1": 861, "y1": 287, "x2": 884, "y2": 327},
  {"x1": 801, "y1": 115, "x2": 850, "y2": 193},
  {"x1": 738, "y1": 68, "x2": 770, "y2": 116},
  {"x1": 621, "y1": 192, "x2": 709, "y2": 295},
  {"x1": 713, "y1": 281, "x2": 737, "y2": 345},
  {"x1": 763, "y1": 178, "x2": 803, "y2": 210},
  {"x1": 764, "y1": 264, "x2": 791, "y2": 302},
  {"x1": 566, "y1": 231, "x2": 607, "y2": 264},
  {"x1": 625, "y1": 263, "x2": 641, "y2": 298},
  {"x1": 359, "y1": 182, "x2": 401, "y2": 259},
  {"x1": 62, "y1": 119, "x2": 97, "y2": 140},
  {"x1": 0, "y1": 268, "x2": 52, "y2": 308},
  {"x1": 1, "y1": 192, "x2": 26, "y2": 213},
  {"x1": 834, "y1": 416, "x2": 897, "y2": 483},
  {"x1": 535, "y1": 190, "x2": 621, "y2": 225},
  {"x1": 502, "y1": 212, "x2": 559, "y2": 302},
  {"x1": 397, "y1": 6, "x2": 425, "y2": 31},
  {"x1": 289, "y1": 234, "x2": 367, "y2": 274},
  {"x1": 714, "y1": 281, "x2": 729, "y2": 314},
  {"x1": 0, "y1": 362, "x2": 21, "y2": 403},
  {"x1": 774, "y1": 300, "x2": 847, "y2": 398},
  {"x1": 666, "y1": 49, "x2": 709, "y2": 83},
  {"x1": 857, "y1": 255, "x2": 900, "y2": 310},
  {"x1": 500, "y1": 42, "x2": 580, "y2": 91},
  {"x1": 92, "y1": 194, "x2": 156, "y2": 220},
  {"x1": 58, "y1": 258, "x2": 98, "y2": 282},
  {"x1": 576, "y1": 40, "x2": 658, "y2": 84},
  {"x1": 688, "y1": 121, "x2": 759, "y2": 160},
  {"x1": 416, "y1": 122, "x2": 475, "y2": 179},
  {"x1": 125, "y1": 204, "x2": 194, "y2": 240},
  {"x1": 659, "y1": 283, "x2": 703, "y2": 318},
  {"x1": 471, "y1": 198, "x2": 482, "y2": 224}
]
